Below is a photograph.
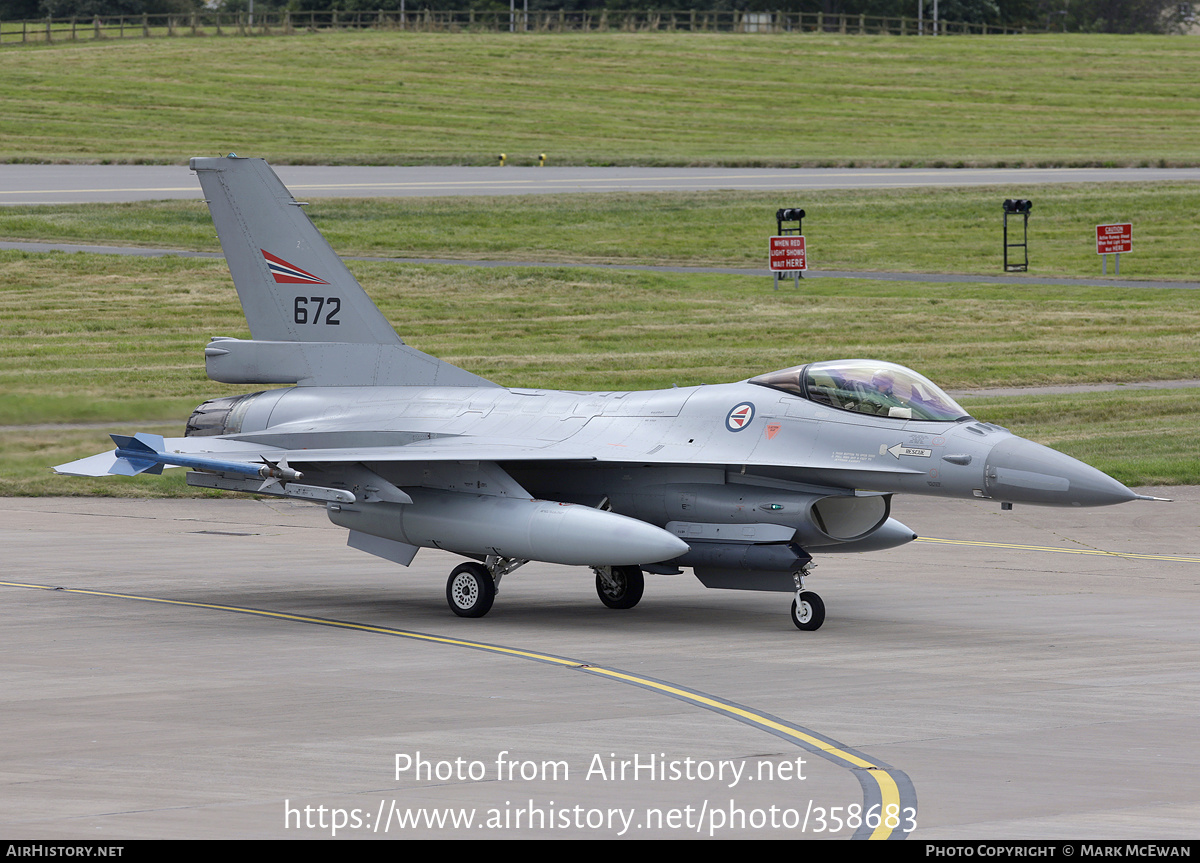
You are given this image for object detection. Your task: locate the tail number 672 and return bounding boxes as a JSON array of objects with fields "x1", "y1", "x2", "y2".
[{"x1": 293, "y1": 296, "x2": 341, "y2": 325}]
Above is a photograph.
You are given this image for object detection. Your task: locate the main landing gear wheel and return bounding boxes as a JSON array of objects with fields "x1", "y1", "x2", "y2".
[
  {"x1": 791, "y1": 592, "x2": 825, "y2": 631},
  {"x1": 594, "y1": 565, "x2": 645, "y2": 610},
  {"x1": 446, "y1": 562, "x2": 496, "y2": 618}
]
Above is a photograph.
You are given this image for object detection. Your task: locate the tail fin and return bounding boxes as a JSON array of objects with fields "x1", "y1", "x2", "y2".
[
  {"x1": 190, "y1": 156, "x2": 493, "y2": 388},
  {"x1": 192, "y1": 155, "x2": 398, "y2": 345}
]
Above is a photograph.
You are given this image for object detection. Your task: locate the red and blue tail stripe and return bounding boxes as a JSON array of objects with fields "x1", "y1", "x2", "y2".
[{"x1": 262, "y1": 249, "x2": 329, "y2": 284}]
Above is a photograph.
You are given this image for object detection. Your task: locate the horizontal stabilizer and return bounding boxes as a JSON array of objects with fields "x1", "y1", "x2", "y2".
[{"x1": 52, "y1": 450, "x2": 126, "y2": 478}]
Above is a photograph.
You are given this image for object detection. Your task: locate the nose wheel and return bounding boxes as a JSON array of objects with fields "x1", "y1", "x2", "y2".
[{"x1": 790, "y1": 591, "x2": 825, "y2": 631}]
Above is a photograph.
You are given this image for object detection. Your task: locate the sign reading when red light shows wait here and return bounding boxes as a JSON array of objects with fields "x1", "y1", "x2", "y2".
[
  {"x1": 1096, "y1": 223, "x2": 1132, "y2": 255},
  {"x1": 769, "y1": 235, "x2": 807, "y2": 272}
]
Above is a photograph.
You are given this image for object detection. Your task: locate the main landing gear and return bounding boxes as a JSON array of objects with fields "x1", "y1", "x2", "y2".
[
  {"x1": 592, "y1": 565, "x2": 645, "y2": 610},
  {"x1": 445, "y1": 559, "x2": 648, "y2": 618},
  {"x1": 446, "y1": 555, "x2": 527, "y2": 618},
  {"x1": 790, "y1": 566, "x2": 825, "y2": 631}
]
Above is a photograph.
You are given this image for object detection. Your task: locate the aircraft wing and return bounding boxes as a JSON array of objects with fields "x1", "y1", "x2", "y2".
[{"x1": 52, "y1": 433, "x2": 601, "y2": 479}]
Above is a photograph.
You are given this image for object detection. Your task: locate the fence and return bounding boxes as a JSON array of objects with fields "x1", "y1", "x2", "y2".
[{"x1": 0, "y1": 9, "x2": 1039, "y2": 44}]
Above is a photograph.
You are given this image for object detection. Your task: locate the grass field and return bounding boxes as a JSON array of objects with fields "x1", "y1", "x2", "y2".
[
  {"x1": 3, "y1": 31, "x2": 1200, "y2": 166},
  {"x1": 3, "y1": 181, "x2": 1199, "y2": 280}
]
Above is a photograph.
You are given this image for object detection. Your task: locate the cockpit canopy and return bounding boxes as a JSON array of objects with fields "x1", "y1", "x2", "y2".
[{"x1": 748, "y1": 360, "x2": 971, "y2": 422}]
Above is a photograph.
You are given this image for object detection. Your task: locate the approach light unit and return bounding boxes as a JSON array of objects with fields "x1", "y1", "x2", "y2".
[{"x1": 1002, "y1": 198, "x2": 1033, "y2": 272}]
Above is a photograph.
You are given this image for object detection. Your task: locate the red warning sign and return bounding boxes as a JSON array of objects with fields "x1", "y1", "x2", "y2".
[
  {"x1": 1096, "y1": 223, "x2": 1132, "y2": 255},
  {"x1": 769, "y1": 236, "x2": 807, "y2": 272}
]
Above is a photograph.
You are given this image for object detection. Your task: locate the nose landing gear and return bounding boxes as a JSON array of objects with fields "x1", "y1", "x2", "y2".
[{"x1": 790, "y1": 566, "x2": 825, "y2": 631}]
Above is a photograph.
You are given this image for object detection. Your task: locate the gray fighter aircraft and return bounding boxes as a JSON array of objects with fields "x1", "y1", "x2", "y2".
[{"x1": 55, "y1": 156, "x2": 1157, "y2": 630}]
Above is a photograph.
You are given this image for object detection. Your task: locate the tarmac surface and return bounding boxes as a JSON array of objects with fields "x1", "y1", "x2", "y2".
[
  {"x1": 3, "y1": 492, "x2": 1198, "y2": 840},
  {"x1": 2, "y1": 165, "x2": 1199, "y2": 204}
]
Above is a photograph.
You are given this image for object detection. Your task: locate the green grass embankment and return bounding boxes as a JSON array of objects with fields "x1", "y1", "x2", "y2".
[
  {"x1": 3, "y1": 182, "x2": 1199, "y2": 279},
  {"x1": 3, "y1": 31, "x2": 1199, "y2": 167}
]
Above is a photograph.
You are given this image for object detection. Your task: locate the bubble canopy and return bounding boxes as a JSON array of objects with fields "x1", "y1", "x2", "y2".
[{"x1": 748, "y1": 360, "x2": 972, "y2": 422}]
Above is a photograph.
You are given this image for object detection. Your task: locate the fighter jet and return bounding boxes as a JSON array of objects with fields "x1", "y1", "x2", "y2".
[{"x1": 55, "y1": 156, "x2": 1157, "y2": 630}]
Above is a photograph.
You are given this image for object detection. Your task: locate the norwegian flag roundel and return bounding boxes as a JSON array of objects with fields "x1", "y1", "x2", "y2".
[{"x1": 725, "y1": 402, "x2": 755, "y2": 432}]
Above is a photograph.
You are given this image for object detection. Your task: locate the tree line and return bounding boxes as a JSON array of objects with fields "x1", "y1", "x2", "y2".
[{"x1": 0, "y1": 0, "x2": 1186, "y2": 34}]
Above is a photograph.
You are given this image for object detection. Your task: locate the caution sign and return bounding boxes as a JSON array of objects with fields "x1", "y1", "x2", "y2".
[
  {"x1": 769, "y1": 236, "x2": 807, "y2": 272},
  {"x1": 1096, "y1": 223, "x2": 1132, "y2": 255}
]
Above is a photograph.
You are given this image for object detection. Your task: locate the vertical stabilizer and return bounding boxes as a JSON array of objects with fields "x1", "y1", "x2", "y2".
[
  {"x1": 190, "y1": 156, "x2": 496, "y2": 388},
  {"x1": 191, "y1": 155, "x2": 401, "y2": 346}
]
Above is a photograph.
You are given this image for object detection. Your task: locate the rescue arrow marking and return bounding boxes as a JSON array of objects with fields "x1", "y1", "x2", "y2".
[{"x1": 887, "y1": 444, "x2": 932, "y2": 459}]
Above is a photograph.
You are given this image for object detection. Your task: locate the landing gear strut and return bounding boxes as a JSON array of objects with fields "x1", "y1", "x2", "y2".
[
  {"x1": 592, "y1": 565, "x2": 645, "y2": 609},
  {"x1": 790, "y1": 566, "x2": 825, "y2": 631}
]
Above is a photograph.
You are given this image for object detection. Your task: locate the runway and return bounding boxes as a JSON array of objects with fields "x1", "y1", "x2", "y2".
[
  {"x1": 3, "y1": 492, "x2": 1197, "y2": 839},
  {"x1": 2, "y1": 165, "x2": 1199, "y2": 204}
]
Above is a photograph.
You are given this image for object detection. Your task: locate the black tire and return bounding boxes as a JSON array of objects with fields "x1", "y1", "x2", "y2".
[
  {"x1": 791, "y1": 592, "x2": 825, "y2": 631},
  {"x1": 595, "y1": 565, "x2": 645, "y2": 610},
  {"x1": 446, "y1": 563, "x2": 496, "y2": 618}
]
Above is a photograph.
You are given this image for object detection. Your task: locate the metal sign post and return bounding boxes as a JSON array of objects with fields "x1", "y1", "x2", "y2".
[
  {"x1": 1096, "y1": 223, "x2": 1132, "y2": 276},
  {"x1": 770, "y1": 208, "x2": 806, "y2": 290}
]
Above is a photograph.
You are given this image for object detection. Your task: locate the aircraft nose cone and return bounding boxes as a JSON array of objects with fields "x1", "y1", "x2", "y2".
[{"x1": 985, "y1": 436, "x2": 1138, "y2": 507}]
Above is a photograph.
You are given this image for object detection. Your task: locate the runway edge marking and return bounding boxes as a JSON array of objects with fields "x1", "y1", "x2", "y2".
[{"x1": 4, "y1": 579, "x2": 916, "y2": 840}]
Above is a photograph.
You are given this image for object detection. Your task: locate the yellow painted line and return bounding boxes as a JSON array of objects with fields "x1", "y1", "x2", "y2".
[
  {"x1": 584, "y1": 668, "x2": 905, "y2": 840},
  {"x1": 866, "y1": 768, "x2": 902, "y2": 841},
  {"x1": 4, "y1": 582, "x2": 583, "y2": 666},
  {"x1": 916, "y1": 536, "x2": 1200, "y2": 563},
  {"x1": 583, "y1": 666, "x2": 875, "y2": 769},
  {"x1": 4, "y1": 578, "x2": 913, "y2": 839}
]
